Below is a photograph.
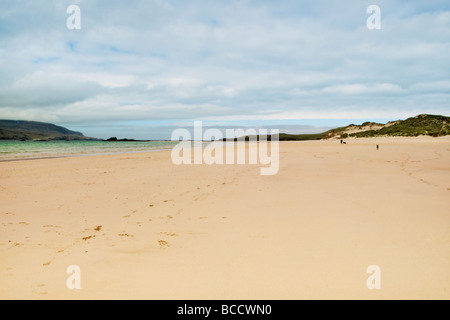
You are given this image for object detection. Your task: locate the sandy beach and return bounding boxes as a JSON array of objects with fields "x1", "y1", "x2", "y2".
[{"x1": 0, "y1": 137, "x2": 449, "y2": 300}]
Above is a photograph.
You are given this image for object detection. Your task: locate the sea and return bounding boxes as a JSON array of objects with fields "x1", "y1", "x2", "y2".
[{"x1": 0, "y1": 140, "x2": 179, "y2": 162}]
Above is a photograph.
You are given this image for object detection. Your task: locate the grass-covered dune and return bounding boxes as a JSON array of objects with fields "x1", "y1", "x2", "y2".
[
  {"x1": 274, "y1": 114, "x2": 449, "y2": 141},
  {"x1": 349, "y1": 114, "x2": 449, "y2": 138}
]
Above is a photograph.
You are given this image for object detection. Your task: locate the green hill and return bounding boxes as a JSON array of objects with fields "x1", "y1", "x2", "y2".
[
  {"x1": 0, "y1": 120, "x2": 96, "y2": 141},
  {"x1": 272, "y1": 114, "x2": 449, "y2": 141},
  {"x1": 277, "y1": 132, "x2": 329, "y2": 141},
  {"x1": 348, "y1": 114, "x2": 449, "y2": 138}
]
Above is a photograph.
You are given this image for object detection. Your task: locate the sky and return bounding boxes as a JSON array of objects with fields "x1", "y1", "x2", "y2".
[{"x1": 0, "y1": 0, "x2": 449, "y2": 139}]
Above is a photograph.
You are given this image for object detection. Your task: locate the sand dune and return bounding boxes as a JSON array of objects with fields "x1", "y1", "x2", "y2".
[{"x1": 0, "y1": 136, "x2": 449, "y2": 299}]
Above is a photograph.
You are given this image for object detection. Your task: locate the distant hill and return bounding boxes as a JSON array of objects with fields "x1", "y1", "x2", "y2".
[
  {"x1": 0, "y1": 120, "x2": 97, "y2": 141},
  {"x1": 344, "y1": 114, "x2": 449, "y2": 138},
  {"x1": 261, "y1": 114, "x2": 449, "y2": 141},
  {"x1": 279, "y1": 114, "x2": 450, "y2": 141}
]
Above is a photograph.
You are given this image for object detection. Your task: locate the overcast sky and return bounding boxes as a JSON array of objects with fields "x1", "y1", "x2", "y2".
[{"x1": 0, "y1": 0, "x2": 449, "y2": 139}]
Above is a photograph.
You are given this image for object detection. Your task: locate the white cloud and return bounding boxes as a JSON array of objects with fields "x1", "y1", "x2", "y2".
[
  {"x1": 76, "y1": 73, "x2": 137, "y2": 88},
  {"x1": 0, "y1": 0, "x2": 449, "y2": 138},
  {"x1": 322, "y1": 83, "x2": 404, "y2": 95}
]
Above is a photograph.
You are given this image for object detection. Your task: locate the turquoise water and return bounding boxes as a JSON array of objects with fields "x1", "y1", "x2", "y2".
[{"x1": 0, "y1": 140, "x2": 178, "y2": 161}]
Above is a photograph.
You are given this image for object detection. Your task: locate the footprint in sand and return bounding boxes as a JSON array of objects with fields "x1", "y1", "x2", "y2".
[
  {"x1": 118, "y1": 233, "x2": 134, "y2": 238},
  {"x1": 158, "y1": 240, "x2": 170, "y2": 248},
  {"x1": 160, "y1": 232, "x2": 177, "y2": 237},
  {"x1": 42, "y1": 259, "x2": 54, "y2": 266}
]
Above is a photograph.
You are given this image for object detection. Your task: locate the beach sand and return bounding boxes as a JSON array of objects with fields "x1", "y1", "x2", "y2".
[{"x1": 0, "y1": 137, "x2": 449, "y2": 299}]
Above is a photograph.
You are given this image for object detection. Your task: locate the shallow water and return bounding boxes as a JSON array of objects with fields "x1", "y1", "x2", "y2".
[{"x1": 0, "y1": 140, "x2": 178, "y2": 161}]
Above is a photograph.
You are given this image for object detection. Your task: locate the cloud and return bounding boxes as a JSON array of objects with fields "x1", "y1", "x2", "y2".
[
  {"x1": 0, "y1": 71, "x2": 102, "y2": 107},
  {"x1": 0, "y1": 0, "x2": 449, "y2": 139},
  {"x1": 322, "y1": 83, "x2": 404, "y2": 95}
]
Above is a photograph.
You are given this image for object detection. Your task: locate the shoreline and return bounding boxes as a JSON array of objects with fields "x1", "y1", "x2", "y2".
[
  {"x1": 0, "y1": 148, "x2": 175, "y2": 163},
  {"x1": 1, "y1": 135, "x2": 447, "y2": 163}
]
